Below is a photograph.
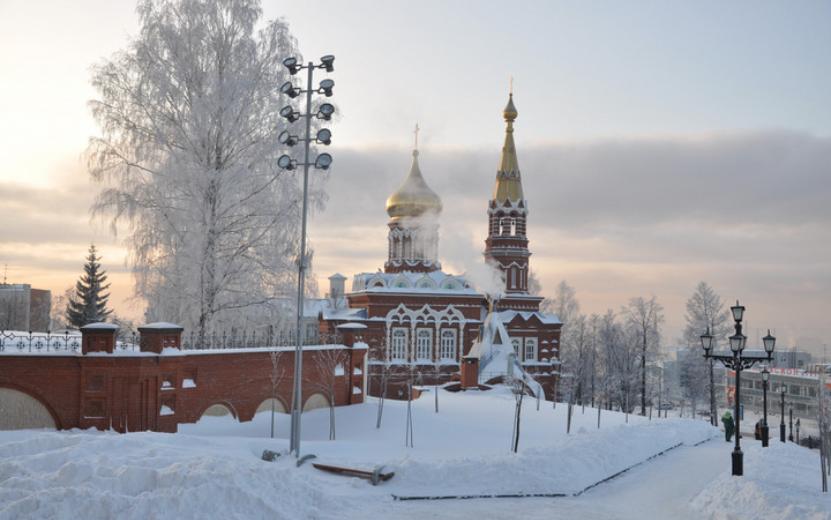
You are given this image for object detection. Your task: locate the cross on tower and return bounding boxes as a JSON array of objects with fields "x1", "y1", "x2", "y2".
[{"x1": 414, "y1": 123, "x2": 420, "y2": 150}]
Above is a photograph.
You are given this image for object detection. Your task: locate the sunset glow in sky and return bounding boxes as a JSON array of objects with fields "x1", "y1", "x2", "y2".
[{"x1": 1, "y1": 0, "x2": 830, "y2": 352}]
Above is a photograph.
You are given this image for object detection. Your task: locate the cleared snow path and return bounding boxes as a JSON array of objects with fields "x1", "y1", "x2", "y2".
[{"x1": 349, "y1": 438, "x2": 727, "y2": 520}]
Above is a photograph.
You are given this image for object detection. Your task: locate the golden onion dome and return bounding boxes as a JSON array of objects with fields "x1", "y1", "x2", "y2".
[{"x1": 385, "y1": 149, "x2": 442, "y2": 220}]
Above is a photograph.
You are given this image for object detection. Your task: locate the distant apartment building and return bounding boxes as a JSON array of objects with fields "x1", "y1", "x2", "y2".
[
  {"x1": 770, "y1": 348, "x2": 813, "y2": 370},
  {"x1": 0, "y1": 284, "x2": 52, "y2": 332},
  {"x1": 727, "y1": 366, "x2": 830, "y2": 420}
]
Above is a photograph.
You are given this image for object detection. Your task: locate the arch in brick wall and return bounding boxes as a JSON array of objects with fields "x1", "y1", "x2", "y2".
[
  {"x1": 199, "y1": 402, "x2": 237, "y2": 419},
  {"x1": 0, "y1": 385, "x2": 59, "y2": 430},
  {"x1": 302, "y1": 393, "x2": 330, "y2": 411},
  {"x1": 256, "y1": 397, "x2": 287, "y2": 414}
]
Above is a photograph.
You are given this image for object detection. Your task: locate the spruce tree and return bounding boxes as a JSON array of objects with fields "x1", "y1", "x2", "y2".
[{"x1": 66, "y1": 244, "x2": 112, "y2": 328}]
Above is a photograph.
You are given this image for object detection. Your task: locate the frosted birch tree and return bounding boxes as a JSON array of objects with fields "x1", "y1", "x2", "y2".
[
  {"x1": 622, "y1": 296, "x2": 664, "y2": 416},
  {"x1": 88, "y1": 0, "x2": 324, "y2": 336},
  {"x1": 680, "y1": 282, "x2": 731, "y2": 418}
]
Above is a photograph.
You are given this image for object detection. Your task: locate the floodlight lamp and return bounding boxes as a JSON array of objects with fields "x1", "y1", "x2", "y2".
[
  {"x1": 314, "y1": 153, "x2": 332, "y2": 170},
  {"x1": 318, "y1": 78, "x2": 335, "y2": 97},
  {"x1": 277, "y1": 154, "x2": 295, "y2": 170},
  {"x1": 317, "y1": 103, "x2": 335, "y2": 120},
  {"x1": 280, "y1": 81, "x2": 299, "y2": 98},
  {"x1": 278, "y1": 130, "x2": 297, "y2": 146},
  {"x1": 320, "y1": 54, "x2": 335, "y2": 72},
  {"x1": 280, "y1": 105, "x2": 299, "y2": 123},
  {"x1": 731, "y1": 300, "x2": 745, "y2": 322},
  {"x1": 283, "y1": 56, "x2": 301, "y2": 75},
  {"x1": 316, "y1": 128, "x2": 332, "y2": 145}
]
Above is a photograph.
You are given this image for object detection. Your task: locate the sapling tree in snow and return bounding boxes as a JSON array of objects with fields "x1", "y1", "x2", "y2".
[
  {"x1": 66, "y1": 245, "x2": 112, "y2": 328},
  {"x1": 509, "y1": 376, "x2": 525, "y2": 453},
  {"x1": 374, "y1": 339, "x2": 391, "y2": 429},
  {"x1": 305, "y1": 347, "x2": 344, "y2": 440},
  {"x1": 88, "y1": 0, "x2": 325, "y2": 336},
  {"x1": 268, "y1": 350, "x2": 286, "y2": 439},
  {"x1": 622, "y1": 296, "x2": 664, "y2": 416}
]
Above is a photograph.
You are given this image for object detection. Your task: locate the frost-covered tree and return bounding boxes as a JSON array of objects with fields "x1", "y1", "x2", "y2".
[
  {"x1": 680, "y1": 282, "x2": 731, "y2": 419},
  {"x1": 66, "y1": 245, "x2": 112, "y2": 328},
  {"x1": 622, "y1": 296, "x2": 664, "y2": 416},
  {"x1": 88, "y1": 0, "x2": 324, "y2": 335}
]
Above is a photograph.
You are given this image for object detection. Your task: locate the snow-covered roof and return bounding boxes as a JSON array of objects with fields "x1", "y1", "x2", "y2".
[
  {"x1": 469, "y1": 311, "x2": 543, "y2": 397},
  {"x1": 349, "y1": 270, "x2": 479, "y2": 295},
  {"x1": 495, "y1": 310, "x2": 561, "y2": 325}
]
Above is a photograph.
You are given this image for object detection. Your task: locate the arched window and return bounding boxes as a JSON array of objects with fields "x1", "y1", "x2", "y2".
[
  {"x1": 440, "y1": 329, "x2": 457, "y2": 361},
  {"x1": 500, "y1": 217, "x2": 512, "y2": 236},
  {"x1": 416, "y1": 329, "x2": 432, "y2": 361},
  {"x1": 524, "y1": 337, "x2": 538, "y2": 361},
  {"x1": 510, "y1": 267, "x2": 517, "y2": 289},
  {"x1": 391, "y1": 328, "x2": 408, "y2": 361}
]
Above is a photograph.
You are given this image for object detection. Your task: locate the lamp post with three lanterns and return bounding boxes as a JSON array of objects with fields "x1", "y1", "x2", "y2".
[
  {"x1": 701, "y1": 301, "x2": 776, "y2": 476},
  {"x1": 278, "y1": 54, "x2": 336, "y2": 458}
]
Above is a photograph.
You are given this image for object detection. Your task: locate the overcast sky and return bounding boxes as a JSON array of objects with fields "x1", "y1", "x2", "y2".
[{"x1": 1, "y1": 1, "x2": 829, "y2": 354}]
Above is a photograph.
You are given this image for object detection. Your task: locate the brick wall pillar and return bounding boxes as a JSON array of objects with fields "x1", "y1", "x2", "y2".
[
  {"x1": 80, "y1": 323, "x2": 119, "y2": 354},
  {"x1": 337, "y1": 323, "x2": 367, "y2": 404},
  {"x1": 138, "y1": 322, "x2": 184, "y2": 354}
]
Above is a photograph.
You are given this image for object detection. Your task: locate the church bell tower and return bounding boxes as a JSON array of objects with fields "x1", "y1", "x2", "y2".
[{"x1": 484, "y1": 92, "x2": 531, "y2": 295}]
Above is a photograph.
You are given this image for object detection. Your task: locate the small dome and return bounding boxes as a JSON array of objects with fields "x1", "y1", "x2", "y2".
[
  {"x1": 503, "y1": 93, "x2": 518, "y2": 122},
  {"x1": 385, "y1": 150, "x2": 442, "y2": 220}
]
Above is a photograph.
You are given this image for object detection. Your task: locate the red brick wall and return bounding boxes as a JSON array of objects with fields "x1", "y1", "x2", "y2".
[{"x1": 0, "y1": 346, "x2": 366, "y2": 433}]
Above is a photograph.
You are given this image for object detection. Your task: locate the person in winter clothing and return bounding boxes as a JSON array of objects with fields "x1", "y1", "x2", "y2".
[{"x1": 722, "y1": 410, "x2": 735, "y2": 442}]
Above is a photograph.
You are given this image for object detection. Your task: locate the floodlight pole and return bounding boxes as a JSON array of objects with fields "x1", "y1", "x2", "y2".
[{"x1": 290, "y1": 61, "x2": 315, "y2": 458}]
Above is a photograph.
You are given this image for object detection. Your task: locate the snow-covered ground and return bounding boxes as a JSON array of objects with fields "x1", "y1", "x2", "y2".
[{"x1": 0, "y1": 387, "x2": 827, "y2": 519}]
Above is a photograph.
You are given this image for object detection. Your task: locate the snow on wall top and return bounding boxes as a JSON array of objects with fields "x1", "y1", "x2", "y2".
[
  {"x1": 139, "y1": 322, "x2": 184, "y2": 330},
  {"x1": 79, "y1": 322, "x2": 119, "y2": 330},
  {"x1": 336, "y1": 322, "x2": 367, "y2": 329}
]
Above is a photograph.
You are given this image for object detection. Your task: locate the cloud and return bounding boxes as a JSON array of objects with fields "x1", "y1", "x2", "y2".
[
  {"x1": 311, "y1": 131, "x2": 831, "y2": 351},
  {"x1": 2, "y1": 131, "x2": 829, "y2": 349}
]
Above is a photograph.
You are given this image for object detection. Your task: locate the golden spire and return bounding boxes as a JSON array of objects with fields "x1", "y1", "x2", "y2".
[
  {"x1": 385, "y1": 124, "x2": 442, "y2": 220},
  {"x1": 493, "y1": 90, "x2": 523, "y2": 202}
]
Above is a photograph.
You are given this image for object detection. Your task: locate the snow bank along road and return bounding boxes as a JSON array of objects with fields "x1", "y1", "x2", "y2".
[{"x1": 0, "y1": 388, "x2": 827, "y2": 519}]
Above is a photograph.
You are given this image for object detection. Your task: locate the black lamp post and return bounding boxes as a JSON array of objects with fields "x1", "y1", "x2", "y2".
[
  {"x1": 788, "y1": 407, "x2": 794, "y2": 442},
  {"x1": 701, "y1": 301, "x2": 776, "y2": 476},
  {"x1": 779, "y1": 387, "x2": 786, "y2": 443},
  {"x1": 761, "y1": 366, "x2": 770, "y2": 447}
]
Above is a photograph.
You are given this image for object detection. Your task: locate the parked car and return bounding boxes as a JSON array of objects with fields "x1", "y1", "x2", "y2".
[{"x1": 657, "y1": 403, "x2": 674, "y2": 411}]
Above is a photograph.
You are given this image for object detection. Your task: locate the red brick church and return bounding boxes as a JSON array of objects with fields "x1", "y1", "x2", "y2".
[{"x1": 318, "y1": 93, "x2": 562, "y2": 398}]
